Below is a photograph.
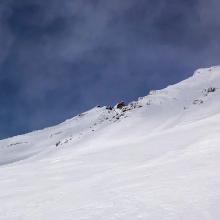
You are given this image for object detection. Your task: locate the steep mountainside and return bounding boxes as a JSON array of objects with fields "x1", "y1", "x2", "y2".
[{"x1": 0, "y1": 66, "x2": 220, "y2": 220}]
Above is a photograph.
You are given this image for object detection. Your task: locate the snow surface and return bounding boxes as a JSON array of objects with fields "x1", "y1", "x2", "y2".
[{"x1": 0, "y1": 66, "x2": 220, "y2": 219}]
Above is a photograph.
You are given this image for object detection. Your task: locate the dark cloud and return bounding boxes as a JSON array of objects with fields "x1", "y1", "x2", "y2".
[{"x1": 0, "y1": 0, "x2": 220, "y2": 138}]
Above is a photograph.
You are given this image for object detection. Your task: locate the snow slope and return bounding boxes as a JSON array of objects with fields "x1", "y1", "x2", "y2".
[{"x1": 0, "y1": 66, "x2": 220, "y2": 220}]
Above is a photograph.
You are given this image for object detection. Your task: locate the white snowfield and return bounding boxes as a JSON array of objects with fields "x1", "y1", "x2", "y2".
[{"x1": 0, "y1": 67, "x2": 220, "y2": 220}]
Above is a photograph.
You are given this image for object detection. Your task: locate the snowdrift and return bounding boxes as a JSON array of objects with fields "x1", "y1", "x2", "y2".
[{"x1": 0, "y1": 66, "x2": 220, "y2": 219}]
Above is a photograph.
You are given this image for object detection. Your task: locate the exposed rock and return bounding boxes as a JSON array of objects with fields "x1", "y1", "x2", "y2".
[
  {"x1": 115, "y1": 102, "x2": 126, "y2": 109},
  {"x1": 203, "y1": 87, "x2": 216, "y2": 96},
  {"x1": 207, "y1": 87, "x2": 216, "y2": 93},
  {"x1": 56, "y1": 141, "x2": 61, "y2": 147},
  {"x1": 7, "y1": 142, "x2": 28, "y2": 147},
  {"x1": 193, "y1": 99, "x2": 204, "y2": 105},
  {"x1": 106, "y1": 106, "x2": 113, "y2": 110}
]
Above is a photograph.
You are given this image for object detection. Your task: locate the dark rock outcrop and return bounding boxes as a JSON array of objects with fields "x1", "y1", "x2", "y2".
[{"x1": 115, "y1": 102, "x2": 126, "y2": 109}]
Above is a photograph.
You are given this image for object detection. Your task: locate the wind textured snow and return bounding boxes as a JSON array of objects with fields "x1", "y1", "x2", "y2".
[{"x1": 0, "y1": 67, "x2": 220, "y2": 220}]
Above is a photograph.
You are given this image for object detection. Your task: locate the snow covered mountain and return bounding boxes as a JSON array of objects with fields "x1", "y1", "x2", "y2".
[{"x1": 0, "y1": 66, "x2": 220, "y2": 220}]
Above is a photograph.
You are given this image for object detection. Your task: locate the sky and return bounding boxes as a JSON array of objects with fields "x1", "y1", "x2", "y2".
[{"x1": 0, "y1": 0, "x2": 220, "y2": 139}]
